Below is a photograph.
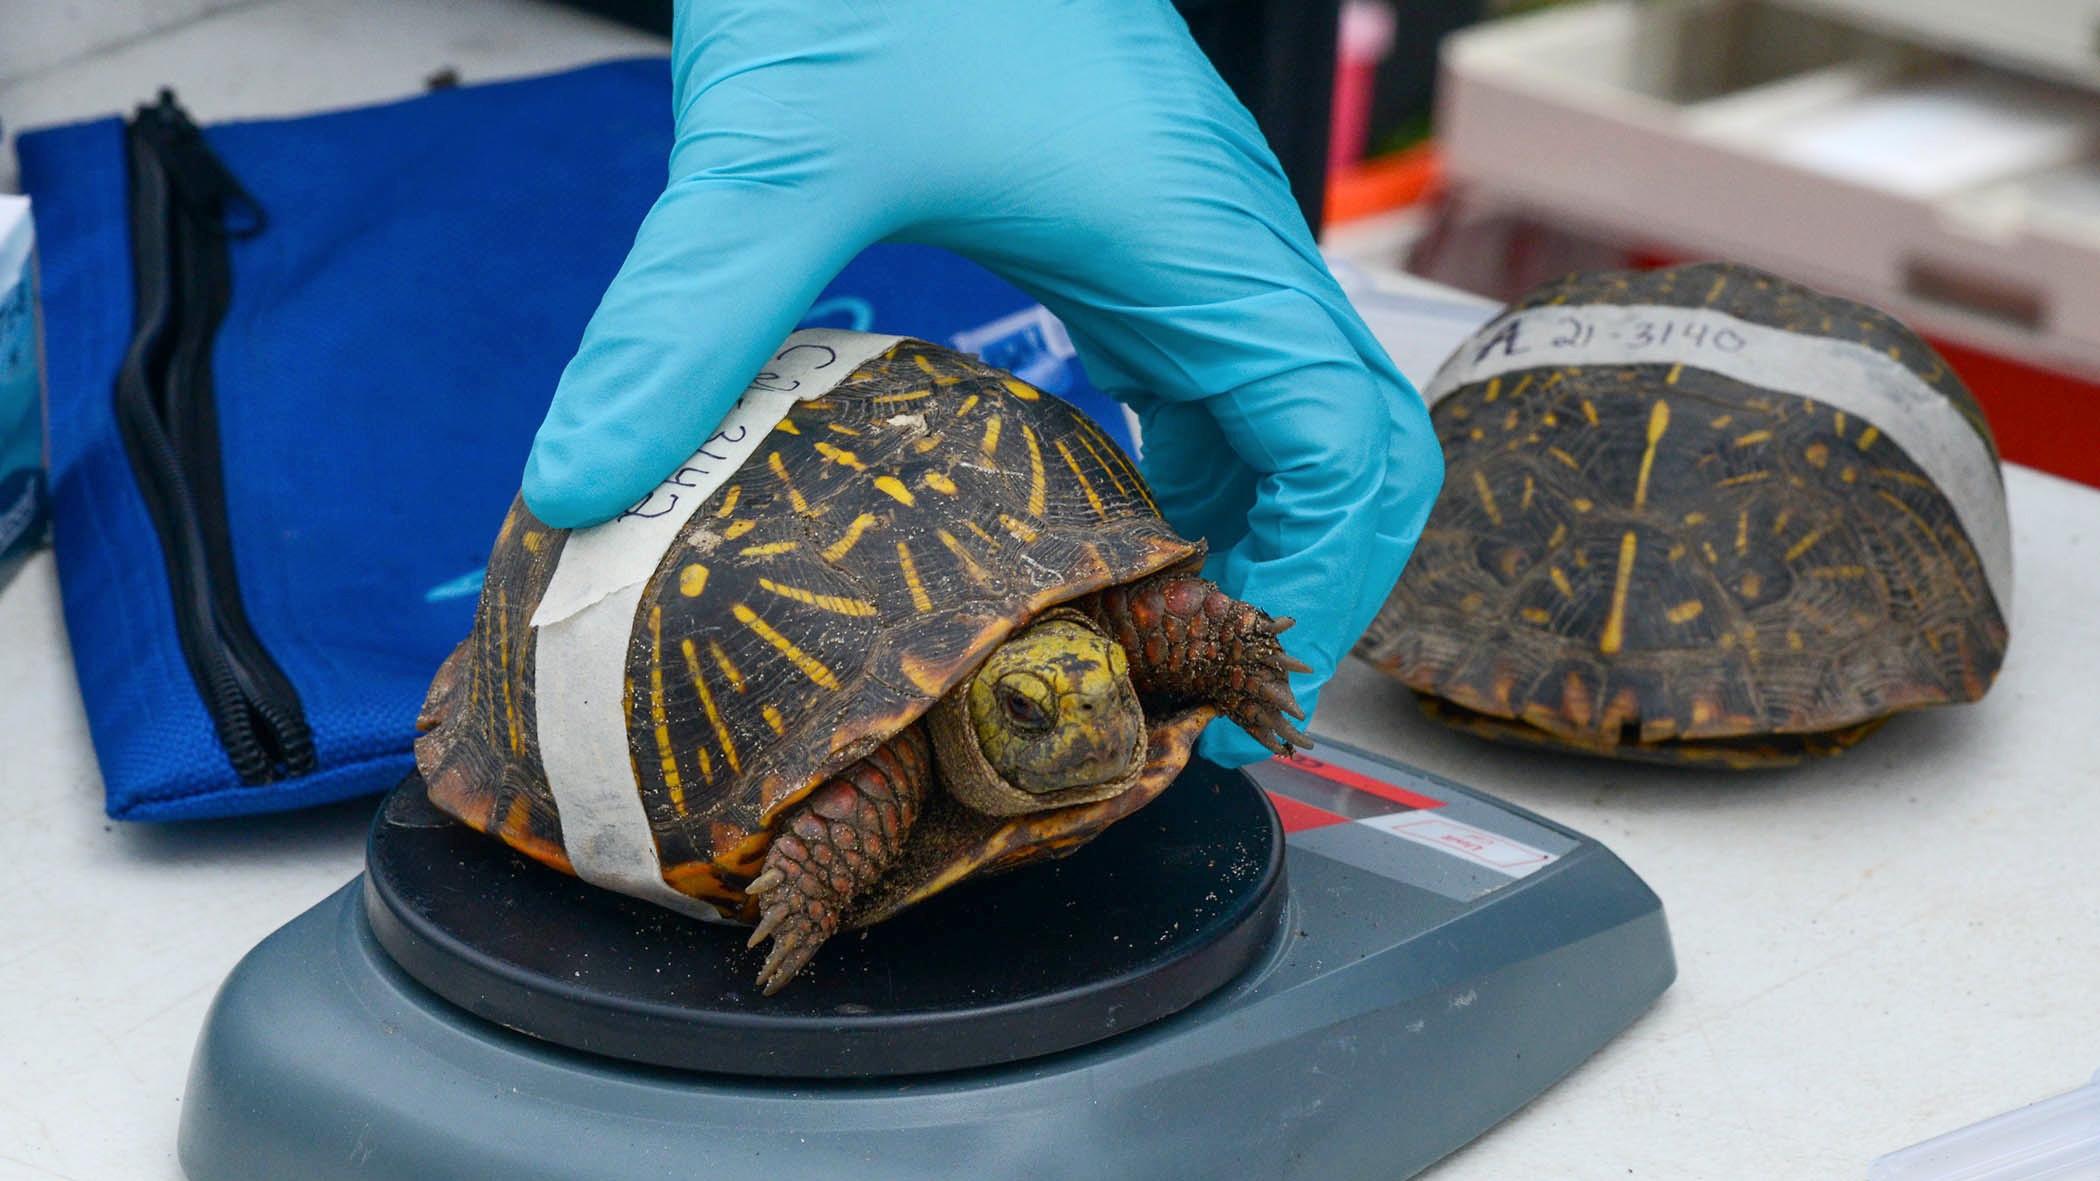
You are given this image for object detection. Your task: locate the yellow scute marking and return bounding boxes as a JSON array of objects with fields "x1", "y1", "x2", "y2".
[
  {"x1": 732, "y1": 603, "x2": 842, "y2": 690},
  {"x1": 1634, "y1": 400, "x2": 1669, "y2": 510},
  {"x1": 896, "y1": 542, "x2": 933, "y2": 612},
  {"x1": 1599, "y1": 532, "x2": 1638, "y2": 656},
  {"x1": 759, "y1": 577, "x2": 878, "y2": 617},
  {"x1": 679, "y1": 638, "x2": 740, "y2": 776},
  {"x1": 1074, "y1": 431, "x2": 1131, "y2": 497},
  {"x1": 937, "y1": 529, "x2": 995, "y2": 585},
  {"x1": 495, "y1": 585, "x2": 521, "y2": 756},
  {"x1": 709, "y1": 641, "x2": 746, "y2": 692},
  {"x1": 647, "y1": 606, "x2": 683, "y2": 808},
  {"x1": 822, "y1": 513, "x2": 878, "y2": 562},
  {"x1": 875, "y1": 476, "x2": 916, "y2": 506},
  {"x1": 814, "y1": 442, "x2": 865, "y2": 471},
  {"x1": 999, "y1": 513, "x2": 1038, "y2": 542},
  {"x1": 678, "y1": 563, "x2": 709, "y2": 597},
  {"x1": 1022, "y1": 426, "x2": 1047, "y2": 517},
  {"x1": 768, "y1": 451, "x2": 811, "y2": 514},
  {"x1": 1054, "y1": 439, "x2": 1106, "y2": 519},
  {"x1": 1471, "y1": 470, "x2": 1502, "y2": 525}
]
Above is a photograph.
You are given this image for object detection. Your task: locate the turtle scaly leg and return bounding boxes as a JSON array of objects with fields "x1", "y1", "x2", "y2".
[
  {"x1": 1085, "y1": 574, "x2": 1313, "y2": 755},
  {"x1": 745, "y1": 726, "x2": 931, "y2": 994}
]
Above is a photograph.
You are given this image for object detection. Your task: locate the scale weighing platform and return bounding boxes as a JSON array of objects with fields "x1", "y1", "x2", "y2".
[{"x1": 178, "y1": 738, "x2": 1673, "y2": 1180}]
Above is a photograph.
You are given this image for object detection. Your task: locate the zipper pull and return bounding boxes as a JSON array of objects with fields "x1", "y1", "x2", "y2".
[{"x1": 137, "y1": 89, "x2": 268, "y2": 238}]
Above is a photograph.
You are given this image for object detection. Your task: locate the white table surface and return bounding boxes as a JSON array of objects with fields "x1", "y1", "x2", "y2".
[{"x1": 3, "y1": 3, "x2": 2097, "y2": 1179}]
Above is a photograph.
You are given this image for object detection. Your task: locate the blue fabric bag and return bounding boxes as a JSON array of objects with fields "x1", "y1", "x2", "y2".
[{"x1": 17, "y1": 59, "x2": 1131, "y2": 821}]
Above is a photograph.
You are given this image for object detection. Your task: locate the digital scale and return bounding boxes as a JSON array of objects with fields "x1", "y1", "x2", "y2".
[{"x1": 177, "y1": 738, "x2": 1673, "y2": 1180}]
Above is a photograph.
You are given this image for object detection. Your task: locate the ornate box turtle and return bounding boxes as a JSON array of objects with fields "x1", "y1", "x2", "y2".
[
  {"x1": 1358, "y1": 263, "x2": 2010, "y2": 767},
  {"x1": 417, "y1": 336, "x2": 1306, "y2": 991}
]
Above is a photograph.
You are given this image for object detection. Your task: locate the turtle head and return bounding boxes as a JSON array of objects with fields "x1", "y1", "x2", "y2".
[{"x1": 962, "y1": 615, "x2": 1146, "y2": 800}]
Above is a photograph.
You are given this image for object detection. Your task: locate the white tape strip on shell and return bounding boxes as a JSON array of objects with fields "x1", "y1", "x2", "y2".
[
  {"x1": 531, "y1": 330, "x2": 904, "y2": 919},
  {"x1": 1422, "y1": 303, "x2": 2011, "y2": 615}
]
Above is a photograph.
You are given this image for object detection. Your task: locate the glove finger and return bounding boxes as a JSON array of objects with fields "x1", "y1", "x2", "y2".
[
  {"x1": 1129, "y1": 400, "x2": 1256, "y2": 555},
  {"x1": 524, "y1": 165, "x2": 872, "y2": 528}
]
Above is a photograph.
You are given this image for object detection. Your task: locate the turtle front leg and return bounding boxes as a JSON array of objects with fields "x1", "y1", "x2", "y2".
[
  {"x1": 1084, "y1": 574, "x2": 1313, "y2": 755},
  {"x1": 745, "y1": 726, "x2": 931, "y2": 994}
]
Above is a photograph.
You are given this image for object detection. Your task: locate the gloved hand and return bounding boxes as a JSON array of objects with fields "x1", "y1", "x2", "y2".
[{"x1": 523, "y1": 0, "x2": 1444, "y2": 765}]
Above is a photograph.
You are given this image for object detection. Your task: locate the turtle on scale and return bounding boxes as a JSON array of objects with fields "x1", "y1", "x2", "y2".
[{"x1": 417, "y1": 334, "x2": 1307, "y2": 992}]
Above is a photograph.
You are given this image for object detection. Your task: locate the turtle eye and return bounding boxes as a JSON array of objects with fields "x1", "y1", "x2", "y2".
[{"x1": 995, "y1": 677, "x2": 1054, "y2": 733}]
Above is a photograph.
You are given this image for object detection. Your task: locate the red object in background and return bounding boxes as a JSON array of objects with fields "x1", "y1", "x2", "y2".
[
  {"x1": 1927, "y1": 337, "x2": 2100, "y2": 490},
  {"x1": 1326, "y1": 144, "x2": 1444, "y2": 226},
  {"x1": 1328, "y1": 0, "x2": 1397, "y2": 173}
]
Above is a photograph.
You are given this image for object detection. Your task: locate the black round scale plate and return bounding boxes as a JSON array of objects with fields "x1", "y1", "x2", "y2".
[{"x1": 365, "y1": 760, "x2": 1285, "y2": 1079}]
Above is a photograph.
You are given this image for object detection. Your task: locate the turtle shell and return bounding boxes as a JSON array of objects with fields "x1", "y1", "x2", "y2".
[
  {"x1": 415, "y1": 338, "x2": 1204, "y2": 922},
  {"x1": 1357, "y1": 263, "x2": 2010, "y2": 767}
]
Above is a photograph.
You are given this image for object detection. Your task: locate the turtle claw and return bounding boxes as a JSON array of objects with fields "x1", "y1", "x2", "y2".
[
  {"x1": 1272, "y1": 715, "x2": 1314, "y2": 751},
  {"x1": 741, "y1": 838, "x2": 839, "y2": 991},
  {"x1": 747, "y1": 893, "x2": 833, "y2": 993},
  {"x1": 1231, "y1": 608, "x2": 1313, "y2": 754},
  {"x1": 757, "y1": 930, "x2": 824, "y2": 996},
  {"x1": 1242, "y1": 708, "x2": 1314, "y2": 757},
  {"x1": 1240, "y1": 682, "x2": 1314, "y2": 754},
  {"x1": 1253, "y1": 679, "x2": 1307, "y2": 720},
  {"x1": 747, "y1": 907, "x2": 785, "y2": 949},
  {"x1": 737, "y1": 731, "x2": 930, "y2": 996}
]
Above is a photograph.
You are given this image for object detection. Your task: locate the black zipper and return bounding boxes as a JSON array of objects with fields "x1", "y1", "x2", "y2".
[{"x1": 115, "y1": 90, "x2": 314, "y2": 785}]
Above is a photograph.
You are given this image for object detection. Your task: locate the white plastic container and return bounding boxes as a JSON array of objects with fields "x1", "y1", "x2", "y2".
[
  {"x1": 1870, "y1": 1069, "x2": 2100, "y2": 1181},
  {"x1": 1435, "y1": 0, "x2": 2100, "y2": 380}
]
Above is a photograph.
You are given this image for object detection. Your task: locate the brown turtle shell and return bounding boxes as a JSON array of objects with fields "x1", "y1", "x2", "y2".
[
  {"x1": 416, "y1": 338, "x2": 1202, "y2": 920},
  {"x1": 1357, "y1": 263, "x2": 2010, "y2": 767}
]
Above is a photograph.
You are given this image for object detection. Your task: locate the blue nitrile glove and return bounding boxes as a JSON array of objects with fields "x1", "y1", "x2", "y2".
[{"x1": 523, "y1": 0, "x2": 1444, "y2": 766}]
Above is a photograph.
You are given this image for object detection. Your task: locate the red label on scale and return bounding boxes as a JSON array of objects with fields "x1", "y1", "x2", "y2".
[
  {"x1": 1267, "y1": 791, "x2": 1350, "y2": 834},
  {"x1": 1273, "y1": 752, "x2": 1445, "y2": 811}
]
